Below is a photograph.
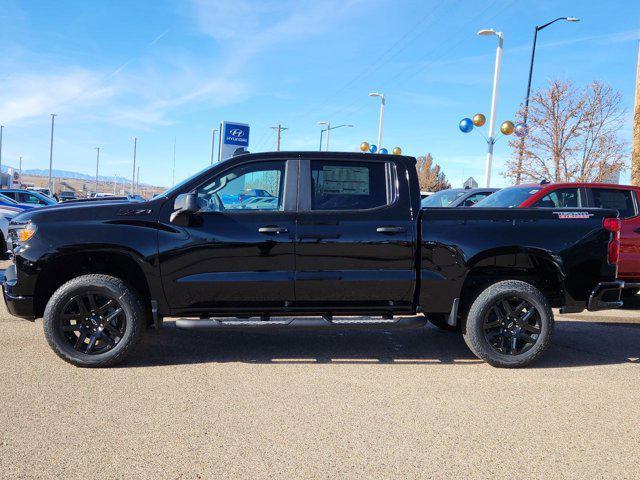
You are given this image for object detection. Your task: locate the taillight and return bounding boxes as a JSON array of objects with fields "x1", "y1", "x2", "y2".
[{"x1": 603, "y1": 217, "x2": 621, "y2": 265}]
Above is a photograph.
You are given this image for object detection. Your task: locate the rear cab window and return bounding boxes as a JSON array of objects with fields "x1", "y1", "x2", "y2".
[
  {"x1": 590, "y1": 188, "x2": 636, "y2": 218},
  {"x1": 310, "y1": 160, "x2": 396, "y2": 211}
]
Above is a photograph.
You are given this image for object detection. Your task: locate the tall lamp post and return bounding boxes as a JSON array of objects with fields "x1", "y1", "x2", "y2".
[
  {"x1": 477, "y1": 29, "x2": 503, "y2": 188},
  {"x1": 318, "y1": 122, "x2": 353, "y2": 151},
  {"x1": 94, "y1": 147, "x2": 100, "y2": 194},
  {"x1": 48, "y1": 114, "x2": 56, "y2": 192},
  {"x1": 368, "y1": 92, "x2": 385, "y2": 150},
  {"x1": 209, "y1": 128, "x2": 217, "y2": 165},
  {"x1": 515, "y1": 17, "x2": 579, "y2": 183},
  {"x1": 131, "y1": 137, "x2": 137, "y2": 195},
  {"x1": 318, "y1": 121, "x2": 330, "y2": 151}
]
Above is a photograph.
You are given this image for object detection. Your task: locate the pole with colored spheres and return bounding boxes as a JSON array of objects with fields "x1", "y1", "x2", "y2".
[
  {"x1": 458, "y1": 113, "x2": 527, "y2": 186},
  {"x1": 360, "y1": 142, "x2": 402, "y2": 155}
]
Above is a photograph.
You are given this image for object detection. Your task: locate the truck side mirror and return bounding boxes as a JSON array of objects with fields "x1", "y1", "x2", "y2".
[{"x1": 170, "y1": 192, "x2": 198, "y2": 225}]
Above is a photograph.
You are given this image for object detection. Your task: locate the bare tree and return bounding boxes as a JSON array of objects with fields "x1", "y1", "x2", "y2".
[
  {"x1": 416, "y1": 153, "x2": 450, "y2": 191},
  {"x1": 506, "y1": 79, "x2": 627, "y2": 183}
]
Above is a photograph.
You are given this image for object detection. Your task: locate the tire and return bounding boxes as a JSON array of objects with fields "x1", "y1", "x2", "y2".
[
  {"x1": 462, "y1": 280, "x2": 553, "y2": 368},
  {"x1": 427, "y1": 313, "x2": 461, "y2": 332},
  {"x1": 43, "y1": 274, "x2": 145, "y2": 367}
]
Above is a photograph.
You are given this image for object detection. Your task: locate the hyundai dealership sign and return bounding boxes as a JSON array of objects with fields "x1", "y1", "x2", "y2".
[{"x1": 220, "y1": 121, "x2": 250, "y2": 160}]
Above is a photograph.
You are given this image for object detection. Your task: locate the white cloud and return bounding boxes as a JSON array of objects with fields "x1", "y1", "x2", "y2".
[{"x1": 0, "y1": 69, "x2": 115, "y2": 124}]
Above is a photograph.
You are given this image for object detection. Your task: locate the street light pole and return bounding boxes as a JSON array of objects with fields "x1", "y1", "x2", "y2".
[
  {"x1": 478, "y1": 29, "x2": 503, "y2": 188},
  {"x1": 131, "y1": 137, "x2": 137, "y2": 195},
  {"x1": 94, "y1": 147, "x2": 100, "y2": 194},
  {"x1": 515, "y1": 17, "x2": 579, "y2": 183},
  {"x1": 209, "y1": 128, "x2": 217, "y2": 165},
  {"x1": 48, "y1": 114, "x2": 56, "y2": 192},
  {"x1": 318, "y1": 123, "x2": 354, "y2": 151},
  {"x1": 369, "y1": 92, "x2": 385, "y2": 148},
  {"x1": 318, "y1": 121, "x2": 330, "y2": 151}
]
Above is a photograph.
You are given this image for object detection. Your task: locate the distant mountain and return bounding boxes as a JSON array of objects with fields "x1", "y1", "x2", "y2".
[{"x1": 0, "y1": 164, "x2": 162, "y2": 188}]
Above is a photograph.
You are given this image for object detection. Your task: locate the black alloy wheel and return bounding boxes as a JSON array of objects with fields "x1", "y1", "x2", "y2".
[
  {"x1": 482, "y1": 298, "x2": 541, "y2": 356},
  {"x1": 462, "y1": 280, "x2": 554, "y2": 368},
  {"x1": 58, "y1": 292, "x2": 126, "y2": 355}
]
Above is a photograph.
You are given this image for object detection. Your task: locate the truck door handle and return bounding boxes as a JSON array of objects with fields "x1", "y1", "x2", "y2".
[
  {"x1": 258, "y1": 226, "x2": 288, "y2": 234},
  {"x1": 376, "y1": 226, "x2": 406, "y2": 234}
]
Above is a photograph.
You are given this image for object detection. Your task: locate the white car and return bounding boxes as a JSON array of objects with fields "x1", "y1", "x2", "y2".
[{"x1": 0, "y1": 205, "x2": 22, "y2": 259}]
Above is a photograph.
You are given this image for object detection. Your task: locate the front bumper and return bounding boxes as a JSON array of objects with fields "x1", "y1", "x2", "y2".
[
  {"x1": 586, "y1": 280, "x2": 637, "y2": 311},
  {"x1": 1, "y1": 264, "x2": 35, "y2": 320}
]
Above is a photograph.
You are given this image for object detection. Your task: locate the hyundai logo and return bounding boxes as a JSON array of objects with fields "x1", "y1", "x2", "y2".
[{"x1": 229, "y1": 129, "x2": 245, "y2": 137}]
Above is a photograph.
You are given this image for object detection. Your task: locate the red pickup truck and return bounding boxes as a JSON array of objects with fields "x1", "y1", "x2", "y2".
[{"x1": 475, "y1": 182, "x2": 640, "y2": 285}]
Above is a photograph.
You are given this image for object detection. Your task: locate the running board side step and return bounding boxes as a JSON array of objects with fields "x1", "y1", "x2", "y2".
[{"x1": 175, "y1": 316, "x2": 427, "y2": 331}]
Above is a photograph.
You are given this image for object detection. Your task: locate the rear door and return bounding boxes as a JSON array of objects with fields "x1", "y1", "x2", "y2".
[
  {"x1": 587, "y1": 187, "x2": 640, "y2": 280},
  {"x1": 294, "y1": 157, "x2": 416, "y2": 311}
]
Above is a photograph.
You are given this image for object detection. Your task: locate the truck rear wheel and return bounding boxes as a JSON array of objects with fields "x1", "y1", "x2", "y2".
[
  {"x1": 462, "y1": 280, "x2": 553, "y2": 368},
  {"x1": 43, "y1": 274, "x2": 145, "y2": 367}
]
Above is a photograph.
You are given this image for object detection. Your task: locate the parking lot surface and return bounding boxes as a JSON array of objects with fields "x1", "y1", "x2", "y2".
[{"x1": 1, "y1": 299, "x2": 639, "y2": 479}]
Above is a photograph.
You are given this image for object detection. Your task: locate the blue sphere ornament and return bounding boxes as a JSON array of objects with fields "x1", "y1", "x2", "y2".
[
  {"x1": 459, "y1": 118, "x2": 474, "y2": 133},
  {"x1": 515, "y1": 123, "x2": 528, "y2": 138},
  {"x1": 379, "y1": 148, "x2": 388, "y2": 155},
  {"x1": 369, "y1": 144, "x2": 377, "y2": 153}
]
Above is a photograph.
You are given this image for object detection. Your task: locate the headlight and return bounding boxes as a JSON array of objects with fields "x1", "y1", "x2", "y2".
[
  {"x1": 9, "y1": 221, "x2": 37, "y2": 247},
  {"x1": 18, "y1": 224, "x2": 37, "y2": 242}
]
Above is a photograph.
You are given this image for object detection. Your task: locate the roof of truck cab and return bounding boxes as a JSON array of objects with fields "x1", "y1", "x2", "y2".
[{"x1": 229, "y1": 151, "x2": 417, "y2": 162}]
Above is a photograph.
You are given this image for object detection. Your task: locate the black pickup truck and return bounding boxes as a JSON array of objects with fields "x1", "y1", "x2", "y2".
[{"x1": 1, "y1": 152, "x2": 626, "y2": 368}]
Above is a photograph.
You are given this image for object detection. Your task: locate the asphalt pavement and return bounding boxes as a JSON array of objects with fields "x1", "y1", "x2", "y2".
[{"x1": 1, "y1": 296, "x2": 639, "y2": 479}]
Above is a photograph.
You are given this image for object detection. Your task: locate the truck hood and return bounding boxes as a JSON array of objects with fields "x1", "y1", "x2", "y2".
[{"x1": 10, "y1": 197, "x2": 164, "y2": 225}]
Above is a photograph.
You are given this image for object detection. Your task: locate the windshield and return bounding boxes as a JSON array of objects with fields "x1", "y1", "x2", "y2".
[
  {"x1": 159, "y1": 165, "x2": 214, "y2": 198},
  {"x1": 421, "y1": 189, "x2": 465, "y2": 207},
  {"x1": 473, "y1": 186, "x2": 541, "y2": 208}
]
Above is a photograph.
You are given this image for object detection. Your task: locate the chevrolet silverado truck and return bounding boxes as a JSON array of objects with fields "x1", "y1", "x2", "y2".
[{"x1": 1, "y1": 152, "x2": 627, "y2": 368}]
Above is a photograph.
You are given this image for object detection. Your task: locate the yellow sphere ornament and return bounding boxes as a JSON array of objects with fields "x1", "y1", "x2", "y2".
[
  {"x1": 500, "y1": 120, "x2": 515, "y2": 135},
  {"x1": 472, "y1": 113, "x2": 486, "y2": 127},
  {"x1": 360, "y1": 141, "x2": 370, "y2": 152},
  {"x1": 392, "y1": 147, "x2": 402, "y2": 155}
]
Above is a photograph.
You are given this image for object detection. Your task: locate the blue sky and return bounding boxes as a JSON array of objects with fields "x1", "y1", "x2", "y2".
[{"x1": 0, "y1": 0, "x2": 638, "y2": 188}]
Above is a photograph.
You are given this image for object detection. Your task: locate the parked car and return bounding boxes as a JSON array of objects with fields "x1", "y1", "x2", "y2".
[
  {"x1": 0, "y1": 193, "x2": 33, "y2": 212},
  {"x1": 421, "y1": 187, "x2": 499, "y2": 208},
  {"x1": 57, "y1": 191, "x2": 79, "y2": 202},
  {"x1": 0, "y1": 205, "x2": 23, "y2": 259},
  {"x1": 2, "y1": 152, "x2": 625, "y2": 368},
  {"x1": 0, "y1": 189, "x2": 57, "y2": 207},
  {"x1": 474, "y1": 182, "x2": 640, "y2": 286},
  {"x1": 237, "y1": 188, "x2": 273, "y2": 204},
  {"x1": 32, "y1": 187, "x2": 55, "y2": 199}
]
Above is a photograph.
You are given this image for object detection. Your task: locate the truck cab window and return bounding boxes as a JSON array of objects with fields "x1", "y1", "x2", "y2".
[
  {"x1": 310, "y1": 160, "x2": 394, "y2": 210},
  {"x1": 197, "y1": 161, "x2": 285, "y2": 212},
  {"x1": 591, "y1": 188, "x2": 636, "y2": 218},
  {"x1": 533, "y1": 188, "x2": 580, "y2": 208}
]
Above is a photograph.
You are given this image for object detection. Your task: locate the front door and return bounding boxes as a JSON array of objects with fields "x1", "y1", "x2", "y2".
[
  {"x1": 158, "y1": 159, "x2": 297, "y2": 313},
  {"x1": 294, "y1": 157, "x2": 416, "y2": 312}
]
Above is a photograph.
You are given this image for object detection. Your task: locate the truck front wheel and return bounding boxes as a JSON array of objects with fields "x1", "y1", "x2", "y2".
[
  {"x1": 43, "y1": 274, "x2": 145, "y2": 367},
  {"x1": 462, "y1": 280, "x2": 553, "y2": 368}
]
